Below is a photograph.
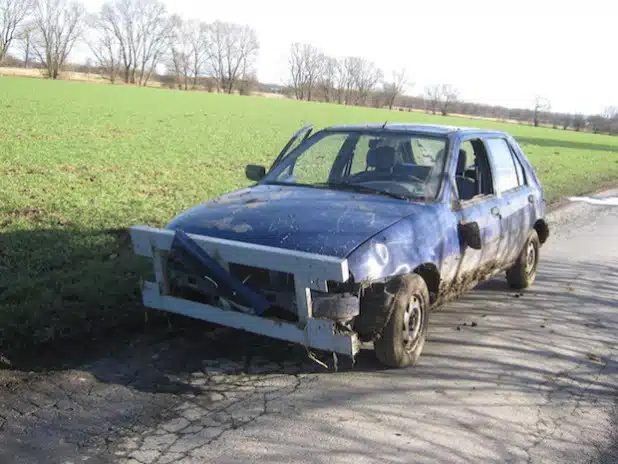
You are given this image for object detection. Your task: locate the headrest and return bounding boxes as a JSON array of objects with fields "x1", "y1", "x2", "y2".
[{"x1": 367, "y1": 145, "x2": 396, "y2": 171}]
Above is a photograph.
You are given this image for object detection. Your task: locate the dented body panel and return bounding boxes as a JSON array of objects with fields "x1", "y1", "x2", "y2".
[
  {"x1": 130, "y1": 123, "x2": 548, "y2": 361},
  {"x1": 166, "y1": 184, "x2": 425, "y2": 258}
]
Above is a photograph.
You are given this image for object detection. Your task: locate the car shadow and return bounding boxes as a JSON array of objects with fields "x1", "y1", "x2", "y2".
[{"x1": 2, "y1": 225, "x2": 617, "y2": 463}]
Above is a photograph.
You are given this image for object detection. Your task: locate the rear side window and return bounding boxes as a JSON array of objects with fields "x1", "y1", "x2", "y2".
[
  {"x1": 486, "y1": 138, "x2": 520, "y2": 193},
  {"x1": 510, "y1": 147, "x2": 526, "y2": 186}
]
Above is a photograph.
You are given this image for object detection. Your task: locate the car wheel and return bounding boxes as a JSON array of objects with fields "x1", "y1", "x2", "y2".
[
  {"x1": 374, "y1": 274, "x2": 429, "y2": 368},
  {"x1": 506, "y1": 230, "x2": 540, "y2": 289}
]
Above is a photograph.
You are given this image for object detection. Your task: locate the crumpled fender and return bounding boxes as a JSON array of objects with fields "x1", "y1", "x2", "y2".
[{"x1": 346, "y1": 203, "x2": 458, "y2": 284}]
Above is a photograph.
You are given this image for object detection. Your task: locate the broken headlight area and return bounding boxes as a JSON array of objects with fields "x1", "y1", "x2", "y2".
[{"x1": 311, "y1": 291, "x2": 360, "y2": 322}]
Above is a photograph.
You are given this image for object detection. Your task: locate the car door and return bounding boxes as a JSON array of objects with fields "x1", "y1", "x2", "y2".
[
  {"x1": 452, "y1": 138, "x2": 505, "y2": 282},
  {"x1": 484, "y1": 136, "x2": 534, "y2": 266}
]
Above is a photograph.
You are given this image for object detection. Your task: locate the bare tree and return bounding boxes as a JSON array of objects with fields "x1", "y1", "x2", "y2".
[
  {"x1": 423, "y1": 83, "x2": 459, "y2": 116},
  {"x1": 572, "y1": 113, "x2": 585, "y2": 132},
  {"x1": 237, "y1": 71, "x2": 257, "y2": 96},
  {"x1": 532, "y1": 96, "x2": 551, "y2": 127},
  {"x1": 15, "y1": 20, "x2": 35, "y2": 67},
  {"x1": 334, "y1": 57, "x2": 350, "y2": 104},
  {"x1": 349, "y1": 57, "x2": 383, "y2": 105},
  {"x1": 439, "y1": 84, "x2": 459, "y2": 116},
  {"x1": 167, "y1": 16, "x2": 208, "y2": 90},
  {"x1": 382, "y1": 68, "x2": 409, "y2": 110},
  {"x1": 205, "y1": 20, "x2": 259, "y2": 94},
  {"x1": 88, "y1": 13, "x2": 121, "y2": 82},
  {"x1": 32, "y1": 0, "x2": 85, "y2": 79},
  {"x1": 94, "y1": 0, "x2": 171, "y2": 85},
  {"x1": 187, "y1": 20, "x2": 208, "y2": 88},
  {"x1": 167, "y1": 15, "x2": 191, "y2": 89},
  {"x1": 0, "y1": 0, "x2": 33, "y2": 64},
  {"x1": 341, "y1": 56, "x2": 357, "y2": 104},
  {"x1": 288, "y1": 43, "x2": 323, "y2": 101},
  {"x1": 424, "y1": 84, "x2": 440, "y2": 114},
  {"x1": 134, "y1": 0, "x2": 171, "y2": 85},
  {"x1": 318, "y1": 55, "x2": 339, "y2": 102},
  {"x1": 602, "y1": 106, "x2": 618, "y2": 120},
  {"x1": 288, "y1": 43, "x2": 304, "y2": 100},
  {"x1": 588, "y1": 115, "x2": 605, "y2": 134},
  {"x1": 559, "y1": 113, "x2": 572, "y2": 130},
  {"x1": 602, "y1": 106, "x2": 618, "y2": 135}
]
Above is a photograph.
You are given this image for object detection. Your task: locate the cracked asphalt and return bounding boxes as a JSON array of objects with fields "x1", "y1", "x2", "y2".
[{"x1": 1, "y1": 190, "x2": 617, "y2": 464}]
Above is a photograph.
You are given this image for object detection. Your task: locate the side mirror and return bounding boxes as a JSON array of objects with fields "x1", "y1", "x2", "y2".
[
  {"x1": 245, "y1": 164, "x2": 266, "y2": 181},
  {"x1": 459, "y1": 221, "x2": 482, "y2": 250}
]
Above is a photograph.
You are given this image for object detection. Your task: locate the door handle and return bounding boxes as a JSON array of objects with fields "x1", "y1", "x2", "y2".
[
  {"x1": 491, "y1": 207, "x2": 501, "y2": 218},
  {"x1": 528, "y1": 194, "x2": 535, "y2": 204}
]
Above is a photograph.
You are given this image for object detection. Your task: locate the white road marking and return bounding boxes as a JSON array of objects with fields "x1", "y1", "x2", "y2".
[{"x1": 568, "y1": 196, "x2": 618, "y2": 206}]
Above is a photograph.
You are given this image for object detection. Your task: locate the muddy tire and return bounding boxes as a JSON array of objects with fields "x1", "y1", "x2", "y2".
[
  {"x1": 374, "y1": 274, "x2": 429, "y2": 368},
  {"x1": 506, "y1": 230, "x2": 540, "y2": 289}
]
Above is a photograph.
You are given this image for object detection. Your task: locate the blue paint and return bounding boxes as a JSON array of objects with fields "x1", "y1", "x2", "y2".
[
  {"x1": 167, "y1": 184, "x2": 426, "y2": 258},
  {"x1": 167, "y1": 124, "x2": 547, "y2": 289}
]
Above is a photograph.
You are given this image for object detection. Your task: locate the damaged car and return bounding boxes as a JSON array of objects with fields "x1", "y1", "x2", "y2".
[{"x1": 130, "y1": 123, "x2": 549, "y2": 368}]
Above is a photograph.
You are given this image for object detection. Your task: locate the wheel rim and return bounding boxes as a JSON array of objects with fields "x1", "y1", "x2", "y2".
[
  {"x1": 525, "y1": 241, "x2": 536, "y2": 277},
  {"x1": 402, "y1": 296, "x2": 423, "y2": 353}
]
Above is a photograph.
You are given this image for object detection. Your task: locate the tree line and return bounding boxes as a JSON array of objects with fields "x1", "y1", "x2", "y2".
[
  {"x1": 0, "y1": 0, "x2": 259, "y2": 92},
  {"x1": 1, "y1": 0, "x2": 617, "y2": 135}
]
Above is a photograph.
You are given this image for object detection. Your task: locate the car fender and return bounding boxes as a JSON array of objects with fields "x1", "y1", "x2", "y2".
[{"x1": 346, "y1": 203, "x2": 461, "y2": 341}]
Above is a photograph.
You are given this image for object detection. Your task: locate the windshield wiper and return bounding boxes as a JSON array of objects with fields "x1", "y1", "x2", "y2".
[{"x1": 310, "y1": 182, "x2": 410, "y2": 200}]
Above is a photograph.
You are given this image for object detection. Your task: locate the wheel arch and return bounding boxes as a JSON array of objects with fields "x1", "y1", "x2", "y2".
[
  {"x1": 534, "y1": 218, "x2": 549, "y2": 244},
  {"x1": 413, "y1": 262, "x2": 440, "y2": 304},
  {"x1": 355, "y1": 264, "x2": 439, "y2": 342}
]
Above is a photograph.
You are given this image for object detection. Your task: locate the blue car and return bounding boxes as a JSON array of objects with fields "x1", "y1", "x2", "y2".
[{"x1": 130, "y1": 123, "x2": 549, "y2": 368}]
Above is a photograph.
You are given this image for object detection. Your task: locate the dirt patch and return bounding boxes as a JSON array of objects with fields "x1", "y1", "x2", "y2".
[
  {"x1": 57, "y1": 164, "x2": 120, "y2": 175},
  {"x1": 1, "y1": 166, "x2": 49, "y2": 175},
  {"x1": 139, "y1": 186, "x2": 172, "y2": 197}
]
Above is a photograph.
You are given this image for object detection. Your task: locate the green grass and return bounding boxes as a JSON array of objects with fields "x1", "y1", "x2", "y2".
[{"x1": 1, "y1": 76, "x2": 618, "y2": 351}]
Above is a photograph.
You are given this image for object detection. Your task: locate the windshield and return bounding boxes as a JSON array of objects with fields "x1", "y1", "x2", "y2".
[{"x1": 262, "y1": 130, "x2": 449, "y2": 200}]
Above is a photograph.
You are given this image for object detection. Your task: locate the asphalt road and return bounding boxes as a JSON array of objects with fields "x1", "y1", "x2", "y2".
[{"x1": 1, "y1": 190, "x2": 617, "y2": 464}]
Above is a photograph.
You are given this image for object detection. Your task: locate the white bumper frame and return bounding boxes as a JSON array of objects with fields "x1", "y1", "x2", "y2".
[{"x1": 130, "y1": 226, "x2": 360, "y2": 357}]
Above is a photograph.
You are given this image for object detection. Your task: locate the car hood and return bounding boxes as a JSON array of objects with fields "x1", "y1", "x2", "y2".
[{"x1": 166, "y1": 184, "x2": 426, "y2": 258}]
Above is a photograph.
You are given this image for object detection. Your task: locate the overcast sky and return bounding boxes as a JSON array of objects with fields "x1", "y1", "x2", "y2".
[{"x1": 76, "y1": 0, "x2": 617, "y2": 114}]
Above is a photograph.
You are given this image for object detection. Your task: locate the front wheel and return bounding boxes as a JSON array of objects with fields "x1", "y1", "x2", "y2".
[
  {"x1": 506, "y1": 230, "x2": 540, "y2": 289},
  {"x1": 374, "y1": 274, "x2": 429, "y2": 368}
]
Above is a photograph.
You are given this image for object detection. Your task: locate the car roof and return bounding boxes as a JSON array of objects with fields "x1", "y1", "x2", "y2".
[{"x1": 323, "y1": 122, "x2": 507, "y2": 137}]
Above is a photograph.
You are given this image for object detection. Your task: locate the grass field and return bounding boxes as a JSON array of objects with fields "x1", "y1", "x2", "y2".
[{"x1": 1, "y1": 76, "x2": 618, "y2": 352}]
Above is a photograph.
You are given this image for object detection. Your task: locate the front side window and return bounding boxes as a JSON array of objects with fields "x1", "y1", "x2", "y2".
[
  {"x1": 263, "y1": 131, "x2": 449, "y2": 200},
  {"x1": 485, "y1": 138, "x2": 520, "y2": 193}
]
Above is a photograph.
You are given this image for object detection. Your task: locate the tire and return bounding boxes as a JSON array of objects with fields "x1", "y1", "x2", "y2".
[
  {"x1": 374, "y1": 274, "x2": 429, "y2": 368},
  {"x1": 506, "y1": 230, "x2": 540, "y2": 289}
]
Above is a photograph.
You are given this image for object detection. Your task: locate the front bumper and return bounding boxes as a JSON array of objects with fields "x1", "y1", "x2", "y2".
[{"x1": 130, "y1": 225, "x2": 361, "y2": 357}]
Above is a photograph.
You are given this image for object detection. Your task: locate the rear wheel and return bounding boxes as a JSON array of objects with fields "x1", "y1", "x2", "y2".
[
  {"x1": 374, "y1": 274, "x2": 429, "y2": 368},
  {"x1": 506, "y1": 230, "x2": 540, "y2": 289}
]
